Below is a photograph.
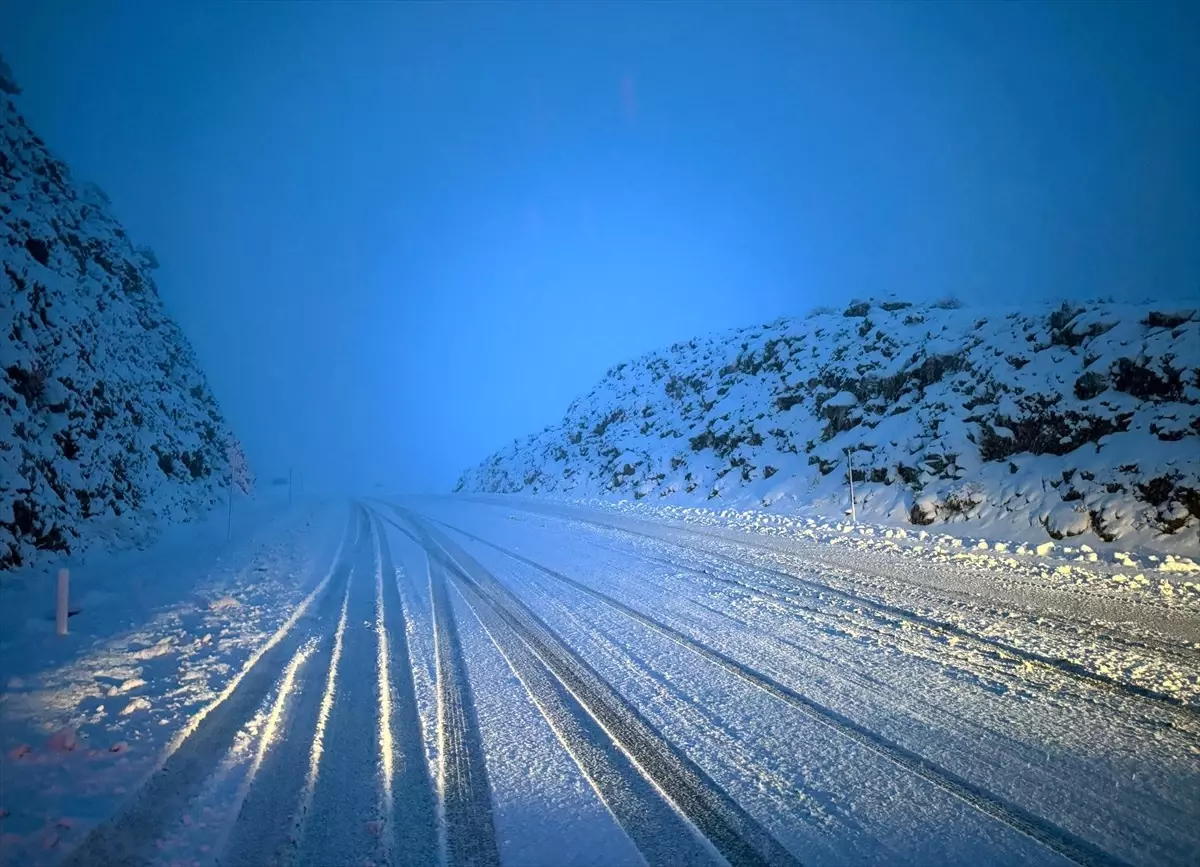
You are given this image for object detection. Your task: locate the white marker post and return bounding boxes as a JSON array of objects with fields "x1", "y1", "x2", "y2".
[
  {"x1": 845, "y1": 448, "x2": 857, "y2": 525},
  {"x1": 56, "y1": 568, "x2": 69, "y2": 636}
]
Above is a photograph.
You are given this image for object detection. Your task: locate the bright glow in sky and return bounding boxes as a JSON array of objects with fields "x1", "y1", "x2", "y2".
[{"x1": 3, "y1": 1, "x2": 1197, "y2": 492}]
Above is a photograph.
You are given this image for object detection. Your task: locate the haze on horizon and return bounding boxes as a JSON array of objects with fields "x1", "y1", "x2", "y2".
[{"x1": 3, "y1": 0, "x2": 1197, "y2": 493}]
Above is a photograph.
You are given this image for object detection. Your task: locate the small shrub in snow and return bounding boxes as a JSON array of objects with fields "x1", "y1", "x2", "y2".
[
  {"x1": 136, "y1": 245, "x2": 160, "y2": 269},
  {"x1": 1047, "y1": 300, "x2": 1085, "y2": 334},
  {"x1": 931, "y1": 296, "x2": 963, "y2": 309},
  {"x1": 1074, "y1": 370, "x2": 1108, "y2": 400},
  {"x1": 1143, "y1": 309, "x2": 1194, "y2": 330},
  {"x1": 0, "y1": 54, "x2": 21, "y2": 94},
  {"x1": 910, "y1": 496, "x2": 938, "y2": 525},
  {"x1": 23, "y1": 237, "x2": 50, "y2": 266},
  {"x1": 6, "y1": 357, "x2": 48, "y2": 406},
  {"x1": 226, "y1": 437, "x2": 254, "y2": 494}
]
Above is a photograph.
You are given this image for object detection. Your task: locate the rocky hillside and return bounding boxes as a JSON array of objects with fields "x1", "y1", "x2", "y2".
[
  {"x1": 1, "y1": 59, "x2": 236, "y2": 569},
  {"x1": 457, "y1": 297, "x2": 1200, "y2": 547}
]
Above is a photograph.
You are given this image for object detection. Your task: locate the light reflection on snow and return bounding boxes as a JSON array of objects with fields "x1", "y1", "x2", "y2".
[
  {"x1": 216, "y1": 641, "x2": 315, "y2": 865},
  {"x1": 162, "y1": 547, "x2": 343, "y2": 763},
  {"x1": 304, "y1": 567, "x2": 351, "y2": 815},
  {"x1": 373, "y1": 523, "x2": 395, "y2": 805},
  {"x1": 246, "y1": 641, "x2": 312, "y2": 781}
]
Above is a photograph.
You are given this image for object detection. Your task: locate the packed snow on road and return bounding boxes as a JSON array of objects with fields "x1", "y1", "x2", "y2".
[{"x1": 2, "y1": 497, "x2": 1197, "y2": 867}]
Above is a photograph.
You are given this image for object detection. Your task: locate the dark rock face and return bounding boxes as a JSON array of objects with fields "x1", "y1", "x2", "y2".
[{"x1": 1, "y1": 69, "x2": 233, "y2": 569}]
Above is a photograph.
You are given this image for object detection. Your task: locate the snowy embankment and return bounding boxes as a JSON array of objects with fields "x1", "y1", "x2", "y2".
[
  {"x1": 457, "y1": 298, "x2": 1200, "y2": 554},
  {"x1": 465, "y1": 492, "x2": 1200, "y2": 610},
  {"x1": 0, "y1": 500, "x2": 346, "y2": 865},
  {"x1": 2, "y1": 57, "x2": 240, "y2": 572}
]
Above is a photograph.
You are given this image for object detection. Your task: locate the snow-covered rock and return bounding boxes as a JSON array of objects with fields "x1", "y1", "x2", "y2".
[
  {"x1": 1, "y1": 58, "x2": 238, "y2": 569},
  {"x1": 1045, "y1": 504, "x2": 1091, "y2": 539},
  {"x1": 457, "y1": 296, "x2": 1200, "y2": 547}
]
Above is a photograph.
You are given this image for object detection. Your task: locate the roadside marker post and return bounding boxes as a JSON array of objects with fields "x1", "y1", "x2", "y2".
[
  {"x1": 846, "y1": 448, "x2": 857, "y2": 525},
  {"x1": 56, "y1": 568, "x2": 69, "y2": 636}
]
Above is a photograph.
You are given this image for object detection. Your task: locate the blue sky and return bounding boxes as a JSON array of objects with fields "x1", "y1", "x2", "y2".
[{"x1": 3, "y1": 1, "x2": 1197, "y2": 492}]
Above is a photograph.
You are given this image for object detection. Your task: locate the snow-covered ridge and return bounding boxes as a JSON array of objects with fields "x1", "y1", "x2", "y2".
[
  {"x1": 457, "y1": 297, "x2": 1199, "y2": 549},
  {"x1": 1, "y1": 62, "x2": 237, "y2": 569}
]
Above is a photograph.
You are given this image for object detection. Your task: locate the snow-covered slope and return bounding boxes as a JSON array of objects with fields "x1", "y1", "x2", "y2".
[
  {"x1": 457, "y1": 297, "x2": 1200, "y2": 548},
  {"x1": 1, "y1": 60, "x2": 236, "y2": 569}
]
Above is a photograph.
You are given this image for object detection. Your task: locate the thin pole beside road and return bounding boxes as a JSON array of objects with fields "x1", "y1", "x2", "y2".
[
  {"x1": 846, "y1": 448, "x2": 857, "y2": 525},
  {"x1": 56, "y1": 568, "x2": 69, "y2": 636}
]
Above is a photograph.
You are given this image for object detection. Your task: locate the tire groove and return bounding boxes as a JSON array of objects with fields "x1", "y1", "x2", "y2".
[
  {"x1": 294, "y1": 509, "x2": 390, "y2": 866},
  {"x1": 427, "y1": 527, "x2": 501, "y2": 867},
  {"x1": 427, "y1": 512, "x2": 1135, "y2": 867},
  {"x1": 439, "y1": 533, "x2": 728, "y2": 866},
  {"x1": 504, "y1": 504, "x2": 1200, "y2": 715},
  {"x1": 373, "y1": 514, "x2": 440, "y2": 867},
  {"x1": 59, "y1": 505, "x2": 361, "y2": 867},
  {"x1": 384, "y1": 506, "x2": 802, "y2": 867},
  {"x1": 536, "y1": 529, "x2": 1164, "y2": 723}
]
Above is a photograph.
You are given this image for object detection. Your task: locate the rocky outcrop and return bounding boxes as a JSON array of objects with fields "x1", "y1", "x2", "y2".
[
  {"x1": 457, "y1": 297, "x2": 1199, "y2": 546},
  {"x1": 1, "y1": 59, "x2": 235, "y2": 569}
]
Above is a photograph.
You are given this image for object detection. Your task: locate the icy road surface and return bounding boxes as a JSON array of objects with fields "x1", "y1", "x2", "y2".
[{"x1": 4, "y1": 498, "x2": 1199, "y2": 867}]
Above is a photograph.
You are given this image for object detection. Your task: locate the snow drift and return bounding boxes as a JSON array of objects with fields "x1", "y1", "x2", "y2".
[
  {"x1": 457, "y1": 297, "x2": 1199, "y2": 548},
  {"x1": 1, "y1": 59, "x2": 238, "y2": 569}
]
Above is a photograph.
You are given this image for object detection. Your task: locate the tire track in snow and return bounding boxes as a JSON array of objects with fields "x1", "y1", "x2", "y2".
[
  {"x1": 221, "y1": 639, "x2": 323, "y2": 866},
  {"x1": 383, "y1": 506, "x2": 802, "y2": 867},
  {"x1": 462, "y1": 541, "x2": 878, "y2": 861},
  {"x1": 526, "y1": 534, "x2": 1090, "y2": 801},
  {"x1": 220, "y1": 507, "x2": 440, "y2": 867},
  {"x1": 464, "y1": 496, "x2": 1197, "y2": 627},
  {"x1": 580, "y1": 526, "x2": 1192, "y2": 664},
  {"x1": 692, "y1": 531, "x2": 1200, "y2": 677},
  {"x1": 219, "y1": 506, "x2": 372, "y2": 867},
  {"x1": 427, "y1": 514, "x2": 1138, "y2": 867},
  {"x1": 60, "y1": 505, "x2": 361, "y2": 867},
  {"x1": 552, "y1": 530, "x2": 1149, "y2": 723},
  {"x1": 287, "y1": 509, "x2": 392, "y2": 867},
  {"x1": 373, "y1": 513, "x2": 440, "y2": 866},
  {"x1": 502, "y1": 504, "x2": 1200, "y2": 715},
  {"x1": 193, "y1": 505, "x2": 377, "y2": 866},
  {"x1": 436, "y1": 536, "x2": 727, "y2": 866},
  {"x1": 426, "y1": 527, "x2": 502, "y2": 867}
]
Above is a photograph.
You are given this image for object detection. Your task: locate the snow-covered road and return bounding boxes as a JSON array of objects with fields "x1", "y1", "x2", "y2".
[{"x1": 9, "y1": 498, "x2": 1199, "y2": 867}]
